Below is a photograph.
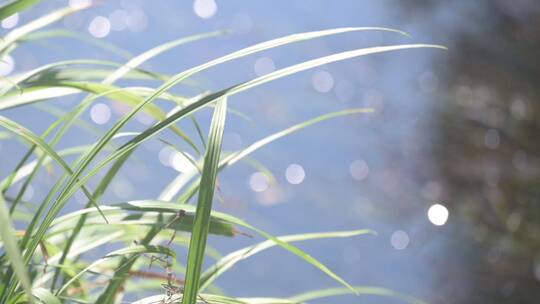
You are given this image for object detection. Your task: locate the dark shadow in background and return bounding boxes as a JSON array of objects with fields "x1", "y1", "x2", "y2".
[{"x1": 401, "y1": 1, "x2": 540, "y2": 303}]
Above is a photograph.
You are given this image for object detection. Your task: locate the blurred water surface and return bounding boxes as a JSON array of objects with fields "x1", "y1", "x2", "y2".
[{"x1": 1, "y1": 1, "x2": 538, "y2": 303}]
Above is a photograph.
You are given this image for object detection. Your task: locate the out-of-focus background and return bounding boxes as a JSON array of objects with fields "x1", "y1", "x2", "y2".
[{"x1": 1, "y1": 1, "x2": 539, "y2": 303}]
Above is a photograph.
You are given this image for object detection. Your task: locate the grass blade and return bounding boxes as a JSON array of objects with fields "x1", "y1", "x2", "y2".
[
  {"x1": 199, "y1": 229, "x2": 375, "y2": 291},
  {"x1": 182, "y1": 97, "x2": 228, "y2": 304},
  {"x1": 0, "y1": 3, "x2": 91, "y2": 54},
  {"x1": 36, "y1": 44, "x2": 442, "y2": 298},
  {"x1": 89, "y1": 201, "x2": 363, "y2": 297},
  {"x1": 48, "y1": 205, "x2": 237, "y2": 239},
  {"x1": 32, "y1": 288, "x2": 61, "y2": 304},
  {"x1": 49, "y1": 81, "x2": 201, "y2": 154},
  {"x1": 0, "y1": 193, "x2": 33, "y2": 303},
  {"x1": 68, "y1": 45, "x2": 443, "y2": 213},
  {"x1": 21, "y1": 31, "x2": 410, "y2": 262},
  {"x1": 21, "y1": 29, "x2": 132, "y2": 59},
  {"x1": 83, "y1": 44, "x2": 445, "y2": 198},
  {"x1": 47, "y1": 32, "x2": 226, "y2": 289},
  {"x1": 290, "y1": 286, "x2": 426, "y2": 304},
  {"x1": 15, "y1": 33, "x2": 442, "y2": 301},
  {"x1": 0, "y1": 0, "x2": 40, "y2": 21},
  {"x1": 0, "y1": 116, "x2": 107, "y2": 220},
  {"x1": 56, "y1": 245, "x2": 175, "y2": 295},
  {"x1": 46, "y1": 29, "x2": 390, "y2": 299},
  {"x1": 0, "y1": 59, "x2": 126, "y2": 99},
  {"x1": 161, "y1": 108, "x2": 374, "y2": 202},
  {"x1": 102, "y1": 30, "x2": 225, "y2": 84},
  {"x1": 36, "y1": 27, "x2": 408, "y2": 217},
  {"x1": 4, "y1": 32, "x2": 224, "y2": 298}
]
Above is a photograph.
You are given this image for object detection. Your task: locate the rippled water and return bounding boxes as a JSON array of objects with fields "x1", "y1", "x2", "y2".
[{"x1": 3, "y1": 1, "x2": 524, "y2": 303}]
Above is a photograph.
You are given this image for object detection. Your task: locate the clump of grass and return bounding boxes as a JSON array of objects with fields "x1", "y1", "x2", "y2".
[{"x1": 0, "y1": 1, "x2": 444, "y2": 304}]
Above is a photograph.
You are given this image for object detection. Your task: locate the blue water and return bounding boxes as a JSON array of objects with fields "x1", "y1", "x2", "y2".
[{"x1": 1, "y1": 1, "x2": 462, "y2": 303}]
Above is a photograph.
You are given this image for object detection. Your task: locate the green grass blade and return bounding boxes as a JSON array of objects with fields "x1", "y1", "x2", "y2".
[
  {"x1": 81, "y1": 44, "x2": 444, "y2": 201},
  {"x1": 0, "y1": 148, "x2": 72, "y2": 189},
  {"x1": 0, "y1": 116, "x2": 107, "y2": 220},
  {"x1": 0, "y1": 59, "x2": 127, "y2": 99},
  {"x1": 32, "y1": 288, "x2": 61, "y2": 304},
  {"x1": 22, "y1": 31, "x2": 410, "y2": 256},
  {"x1": 94, "y1": 228, "x2": 164, "y2": 303},
  {"x1": 18, "y1": 37, "x2": 443, "y2": 301},
  {"x1": 12, "y1": 67, "x2": 167, "y2": 82},
  {"x1": 0, "y1": 0, "x2": 40, "y2": 21},
  {"x1": 1, "y1": 142, "x2": 36, "y2": 195},
  {"x1": 0, "y1": 86, "x2": 80, "y2": 108},
  {"x1": 0, "y1": 116, "x2": 76, "y2": 178},
  {"x1": 134, "y1": 293, "x2": 251, "y2": 304},
  {"x1": 56, "y1": 245, "x2": 175, "y2": 295},
  {"x1": 45, "y1": 27, "x2": 408, "y2": 204},
  {"x1": 290, "y1": 286, "x2": 426, "y2": 304},
  {"x1": 65, "y1": 27, "x2": 407, "y2": 182},
  {"x1": 11, "y1": 31, "x2": 227, "y2": 294},
  {"x1": 32, "y1": 103, "x2": 99, "y2": 134},
  {"x1": 25, "y1": 44, "x2": 437, "y2": 299},
  {"x1": 161, "y1": 108, "x2": 373, "y2": 202},
  {"x1": 0, "y1": 3, "x2": 91, "y2": 54},
  {"x1": 48, "y1": 207, "x2": 236, "y2": 239},
  {"x1": 50, "y1": 43, "x2": 439, "y2": 299},
  {"x1": 102, "y1": 30, "x2": 225, "y2": 84},
  {"x1": 215, "y1": 212, "x2": 358, "y2": 294},
  {"x1": 45, "y1": 32, "x2": 226, "y2": 289},
  {"x1": 89, "y1": 200, "x2": 361, "y2": 296},
  {"x1": 235, "y1": 298, "x2": 297, "y2": 304},
  {"x1": 0, "y1": 193, "x2": 33, "y2": 303},
  {"x1": 0, "y1": 85, "x2": 192, "y2": 111},
  {"x1": 47, "y1": 201, "x2": 236, "y2": 237},
  {"x1": 21, "y1": 29, "x2": 132, "y2": 59},
  {"x1": 49, "y1": 152, "x2": 131, "y2": 291},
  {"x1": 182, "y1": 97, "x2": 227, "y2": 304},
  {"x1": 199, "y1": 229, "x2": 375, "y2": 291},
  {"x1": 52, "y1": 81, "x2": 201, "y2": 154},
  {"x1": 221, "y1": 108, "x2": 373, "y2": 167}
]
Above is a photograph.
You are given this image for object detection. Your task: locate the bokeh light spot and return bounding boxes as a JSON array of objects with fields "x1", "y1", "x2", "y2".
[
  {"x1": 90, "y1": 103, "x2": 111, "y2": 125},
  {"x1": 349, "y1": 160, "x2": 369, "y2": 181},
  {"x1": 285, "y1": 164, "x2": 305, "y2": 185},
  {"x1": 88, "y1": 16, "x2": 111, "y2": 38},
  {"x1": 109, "y1": 10, "x2": 129, "y2": 31},
  {"x1": 249, "y1": 172, "x2": 269, "y2": 192},
  {"x1": 391, "y1": 230, "x2": 410, "y2": 250},
  {"x1": 311, "y1": 70, "x2": 334, "y2": 93},
  {"x1": 427, "y1": 203, "x2": 449, "y2": 226},
  {"x1": 253, "y1": 57, "x2": 275, "y2": 76},
  {"x1": 193, "y1": 0, "x2": 217, "y2": 19}
]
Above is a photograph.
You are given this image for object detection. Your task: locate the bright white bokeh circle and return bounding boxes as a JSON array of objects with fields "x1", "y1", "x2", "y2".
[{"x1": 427, "y1": 203, "x2": 449, "y2": 226}]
